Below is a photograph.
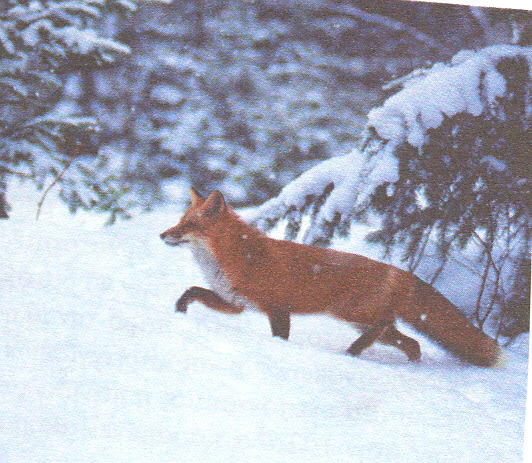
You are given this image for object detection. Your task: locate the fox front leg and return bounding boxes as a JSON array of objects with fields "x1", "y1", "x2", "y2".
[
  {"x1": 267, "y1": 308, "x2": 291, "y2": 340},
  {"x1": 176, "y1": 286, "x2": 244, "y2": 314}
]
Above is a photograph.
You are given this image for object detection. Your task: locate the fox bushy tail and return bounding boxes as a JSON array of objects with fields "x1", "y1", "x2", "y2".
[{"x1": 402, "y1": 279, "x2": 503, "y2": 367}]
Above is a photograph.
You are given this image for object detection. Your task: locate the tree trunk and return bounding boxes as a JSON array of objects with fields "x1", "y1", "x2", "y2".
[{"x1": 0, "y1": 173, "x2": 9, "y2": 219}]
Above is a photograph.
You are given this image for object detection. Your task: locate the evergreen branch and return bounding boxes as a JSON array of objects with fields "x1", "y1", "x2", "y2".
[{"x1": 7, "y1": 1, "x2": 102, "y2": 24}]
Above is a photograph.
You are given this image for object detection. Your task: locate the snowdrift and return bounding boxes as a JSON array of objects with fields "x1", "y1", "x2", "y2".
[{"x1": 0, "y1": 183, "x2": 528, "y2": 462}]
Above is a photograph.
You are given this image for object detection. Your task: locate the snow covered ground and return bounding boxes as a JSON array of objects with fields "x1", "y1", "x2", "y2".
[{"x1": 1, "y1": 182, "x2": 528, "y2": 462}]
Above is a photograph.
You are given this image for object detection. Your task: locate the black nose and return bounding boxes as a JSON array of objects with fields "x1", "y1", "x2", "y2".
[{"x1": 160, "y1": 232, "x2": 166, "y2": 240}]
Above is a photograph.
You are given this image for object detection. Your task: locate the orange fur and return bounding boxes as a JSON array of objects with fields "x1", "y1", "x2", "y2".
[{"x1": 160, "y1": 189, "x2": 502, "y2": 367}]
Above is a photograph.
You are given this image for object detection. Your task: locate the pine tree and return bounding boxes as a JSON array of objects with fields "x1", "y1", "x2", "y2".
[
  {"x1": 256, "y1": 45, "x2": 532, "y2": 339},
  {"x1": 366, "y1": 50, "x2": 531, "y2": 337},
  {"x1": 0, "y1": 0, "x2": 134, "y2": 221}
]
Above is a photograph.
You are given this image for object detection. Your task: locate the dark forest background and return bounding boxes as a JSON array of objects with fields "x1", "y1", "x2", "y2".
[
  {"x1": 1, "y1": 0, "x2": 530, "y2": 339},
  {"x1": 2, "y1": 0, "x2": 530, "y2": 218}
]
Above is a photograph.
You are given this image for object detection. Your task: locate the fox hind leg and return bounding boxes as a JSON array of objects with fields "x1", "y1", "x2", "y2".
[
  {"x1": 347, "y1": 323, "x2": 421, "y2": 362},
  {"x1": 347, "y1": 322, "x2": 389, "y2": 357},
  {"x1": 379, "y1": 325, "x2": 421, "y2": 362}
]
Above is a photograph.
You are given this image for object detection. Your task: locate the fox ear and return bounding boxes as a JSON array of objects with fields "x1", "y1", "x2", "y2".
[
  {"x1": 190, "y1": 187, "x2": 205, "y2": 207},
  {"x1": 203, "y1": 190, "x2": 226, "y2": 217}
]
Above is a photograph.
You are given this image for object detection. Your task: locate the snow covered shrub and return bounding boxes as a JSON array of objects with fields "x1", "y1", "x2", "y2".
[
  {"x1": 256, "y1": 45, "x2": 532, "y2": 338},
  {"x1": 0, "y1": 0, "x2": 134, "y2": 221}
]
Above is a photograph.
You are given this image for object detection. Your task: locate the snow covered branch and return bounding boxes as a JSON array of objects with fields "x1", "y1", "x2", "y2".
[
  {"x1": 366, "y1": 45, "x2": 532, "y2": 149},
  {"x1": 256, "y1": 43, "x2": 532, "y2": 336},
  {"x1": 256, "y1": 45, "x2": 532, "y2": 236}
]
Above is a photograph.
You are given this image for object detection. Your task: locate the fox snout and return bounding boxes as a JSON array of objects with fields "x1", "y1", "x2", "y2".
[{"x1": 160, "y1": 230, "x2": 187, "y2": 246}]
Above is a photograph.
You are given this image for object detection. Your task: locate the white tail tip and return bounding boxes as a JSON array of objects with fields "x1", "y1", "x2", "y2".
[{"x1": 492, "y1": 346, "x2": 508, "y2": 369}]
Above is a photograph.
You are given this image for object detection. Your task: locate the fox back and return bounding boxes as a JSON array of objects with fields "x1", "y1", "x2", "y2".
[{"x1": 160, "y1": 189, "x2": 503, "y2": 367}]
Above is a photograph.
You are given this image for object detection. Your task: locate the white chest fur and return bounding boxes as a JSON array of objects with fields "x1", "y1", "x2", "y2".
[{"x1": 189, "y1": 239, "x2": 256, "y2": 311}]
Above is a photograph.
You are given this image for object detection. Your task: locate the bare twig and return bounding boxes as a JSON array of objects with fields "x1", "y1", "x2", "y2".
[
  {"x1": 474, "y1": 240, "x2": 493, "y2": 330},
  {"x1": 426, "y1": 227, "x2": 461, "y2": 285},
  {"x1": 320, "y1": 1, "x2": 451, "y2": 55},
  {"x1": 408, "y1": 224, "x2": 434, "y2": 273},
  {"x1": 0, "y1": 166, "x2": 33, "y2": 179},
  {"x1": 36, "y1": 158, "x2": 73, "y2": 221},
  {"x1": 469, "y1": 7, "x2": 492, "y2": 44}
]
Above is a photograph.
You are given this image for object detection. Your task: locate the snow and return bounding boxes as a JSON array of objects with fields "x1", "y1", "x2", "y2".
[
  {"x1": 53, "y1": 27, "x2": 131, "y2": 55},
  {"x1": 1, "y1": 181, "x2": 528, "y2": 462},
  {"x1": 253, "y1": 150, "x2": 367, "y2": 227},
  {"x1": 0, "y1": 27, "x2": 15, "y2": 55},
  {"x1": 367, "y1": 45, "x2": 532, "y2": 149},
  {"x1": 151, "y1": 85, "x2": 185, "y2": 105}
]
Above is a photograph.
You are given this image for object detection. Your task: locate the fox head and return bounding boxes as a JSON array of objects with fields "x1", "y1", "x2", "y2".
[{"x1": 160, "y1": 188, "x2": 227, "y2": 247}]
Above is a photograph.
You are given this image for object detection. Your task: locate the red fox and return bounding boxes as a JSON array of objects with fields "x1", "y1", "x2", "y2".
[{"x1": 160, "y1": 189, "x2": 503, "y2": 367}]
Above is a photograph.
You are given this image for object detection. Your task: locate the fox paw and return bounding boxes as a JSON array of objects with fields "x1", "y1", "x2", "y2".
[{"x1": 175, "y1": 298, "x2": 188, "y2": 313}]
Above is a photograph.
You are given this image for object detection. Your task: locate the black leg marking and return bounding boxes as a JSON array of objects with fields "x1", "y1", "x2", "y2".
[
  {"x1": 176, "y1": 286, "x2": 212, "y2": 313},
  {"x1": 347, "y1": 323, "x2": 389, "y2": 357},
  {"x1": 176, "y1": 289, "x2": 195, "y2": 313},
  {"x1": 268, "y1": 308, "x2": 290, "y2": 340}
]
